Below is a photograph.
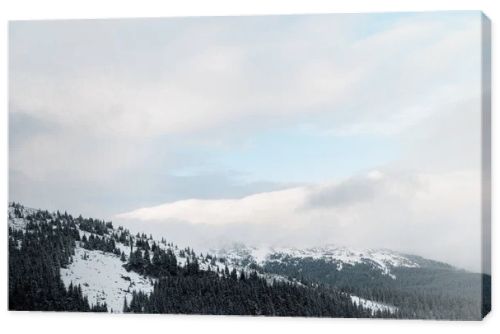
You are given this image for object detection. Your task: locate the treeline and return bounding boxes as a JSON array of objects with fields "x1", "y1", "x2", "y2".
[
  {"x1": 124, "y1": 269, "x2": 380, "y2": 317},
  {"x1": 126, "y1": 244, "x2": 179, "y2": 276},
  {"x1": 10, "y1": 202, "x2": 361, "y2": 317},
  {"x1": 78, "y1": 216, "x2": 113, "y2": 236},
  {"x1": 264, "y1": 257, "x2": 487, "y2": 320},
  {"x1": 10, "y1": 203, "x2": 376, "y2": 317},
  {"x1": 121, "y1": 235, "x2": 384, "y2": 318},
  {"x1": 81, "y1": 233, "x2": 121, "y2": 255},
  {"x1": 8, "y1": 203, "x2": 107, "y2": 312}
]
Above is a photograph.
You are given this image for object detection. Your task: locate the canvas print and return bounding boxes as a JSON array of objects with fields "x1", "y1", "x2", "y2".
[{"x1": 8, "y1": 12, "x2": 491, "y2": 319}]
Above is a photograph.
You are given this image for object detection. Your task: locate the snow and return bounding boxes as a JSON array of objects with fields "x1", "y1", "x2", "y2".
[
  {"x1": 60, "y1": 246, "x2": 154, "y2": 313},
  {"x1": 350, "y1": 295, "x2": 397, "y2": 315},
  {"x1": 249, "y1": 245, "x2": 273, "y2": 264},
  {"x1": 8, "y1": 216, "x2": 27, "y2": 231},
  {"x1": 115, "y1": 240, "x2": 132, "y2": 257},
  {"x1": 8, "y1": 206, "x2": 293, "y2": 312},
  {"x1": 8, "y1": 203, "x2": 412, "y2": 312},
  {"x1": 8, "y1": 206, "x2": 30, "y2": 230},
  {"x1": 212, "y1": 244, "x2": 419, "y2": 279},
  {"x1": 58, "y1": 231, "x2": 285, "y2": 312}
]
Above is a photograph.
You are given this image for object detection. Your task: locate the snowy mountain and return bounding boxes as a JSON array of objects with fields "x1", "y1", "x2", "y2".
[
  {"x1": 8, "y1": 204, "x2": 309, "y2": 313},
  {"x1": 212, "y1": 244, "x2": 421, "y2": 279},
  {"x1": 8, "y1": 203, "x2": 488, "y2": 319}
]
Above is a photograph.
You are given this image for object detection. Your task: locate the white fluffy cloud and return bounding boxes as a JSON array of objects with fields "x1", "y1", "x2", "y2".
[
  {"x1": 9, "y1": 13, "x2": 486, "y2": 273},
  {"x1": 116, "y1": 169, "x2": 481, "y2": 272}
]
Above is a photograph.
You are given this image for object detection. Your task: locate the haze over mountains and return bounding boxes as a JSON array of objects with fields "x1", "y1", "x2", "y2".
[
  {"x1": 8, "y1": 203, "x2": 490, "y2": 319},
  {"x1": 115, "y1": 168, "x2": 482, "y2": 273}
]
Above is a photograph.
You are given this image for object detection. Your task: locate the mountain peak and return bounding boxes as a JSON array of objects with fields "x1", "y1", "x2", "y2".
[{"x1": 212, "y1": 243, "x2": 420, "y2": 279}]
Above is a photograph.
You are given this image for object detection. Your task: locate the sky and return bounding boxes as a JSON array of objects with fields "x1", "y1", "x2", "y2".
[{"x1": 9, "y1": 12, "x2": 487, "y2": 272}]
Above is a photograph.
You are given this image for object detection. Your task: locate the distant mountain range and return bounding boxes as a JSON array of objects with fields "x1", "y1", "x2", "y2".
[
  {"x1": 8, "y1": 203, "x2": 490, "y2": 319},
  {"x1": 211, "y1": 244, "x2": 435, "y2": 279}
]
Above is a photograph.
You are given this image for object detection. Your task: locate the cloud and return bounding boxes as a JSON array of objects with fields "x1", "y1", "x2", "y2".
[
  {"x1": 117, "y1": 186, "x2": 309, "y2": 226},
  {"x1": 116, "y1": 169, "x2": 481, "y2": 272},
  {"x1": 115, "y1": 169, "x2": 413, "y2": 226},
  {"x1": 9, "y1": 14, "x2": 481, "y2": 192},
  {"x1": 306, "y1": 170, "x2": 388, "y2": 208},
  {"x1": 9, "y1": 13, "x2": 486, "y2": 273},
  {"x1": 9, "y1": 14, "x2": 479, "y2": 141}
]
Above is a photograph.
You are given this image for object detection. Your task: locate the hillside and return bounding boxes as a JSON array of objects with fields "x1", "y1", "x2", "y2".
[
  {"x1": 212, "y1": 244, "x2": 490, "y2": 319},
  {"x1": 8, "y1": 203, "x2": 378, "y2": 317},
  {"x1": 8, "y1": 202, "x2": 489, "y2": 319}
]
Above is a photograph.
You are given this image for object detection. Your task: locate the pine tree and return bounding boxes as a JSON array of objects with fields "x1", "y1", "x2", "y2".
[
  {"x1": 123, "y1": 296, "x2": 129, "y2": 312},
  {"x1": 230, "y1": 268, "x2": 238, "y2": 280},
  {"x1": 144, "y1": 248, "x2": 151, "y2": 267}
]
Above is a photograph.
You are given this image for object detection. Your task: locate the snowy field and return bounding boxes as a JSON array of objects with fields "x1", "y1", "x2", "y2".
[{"x1": 61, "y1": 247, "x2": 154, "y2": 313}]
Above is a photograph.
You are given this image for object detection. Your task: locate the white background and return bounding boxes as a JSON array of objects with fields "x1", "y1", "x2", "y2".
[{"x1": 0, "y1": 0, "x2": 498, "y2": 333}]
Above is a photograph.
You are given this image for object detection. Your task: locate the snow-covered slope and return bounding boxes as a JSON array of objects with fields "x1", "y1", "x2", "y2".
[
  {"x1": 212, "y1": 244, "x2": 420, "y2": 279},
  {"x1": 8, "y1": 204, "x2": 398, "y2": 315},
  {"x1": 60, "y1": 247, "x2": 154, "y2": 313},
  {"x1": 350, "y1": 296, "x2": 397, "y2": 315},
  {"x1": 8, "y1": 205, "x2": 36, "y2": 231},
  {"x1": 8, "y1": 205, "x2": 294, "y2": 312}
]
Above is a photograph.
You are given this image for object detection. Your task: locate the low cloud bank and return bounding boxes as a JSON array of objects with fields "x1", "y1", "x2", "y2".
[{"x1": 116, "y1": 169, "x2": 482, "y2": 273}]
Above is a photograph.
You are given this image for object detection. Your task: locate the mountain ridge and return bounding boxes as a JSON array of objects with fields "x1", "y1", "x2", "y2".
[
  {"x1": 8, "y1": 202, "x2": 489, "y2": 319},
  {"x1": 210, "y1": 242, "x2": 462, "y2": 280}
]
